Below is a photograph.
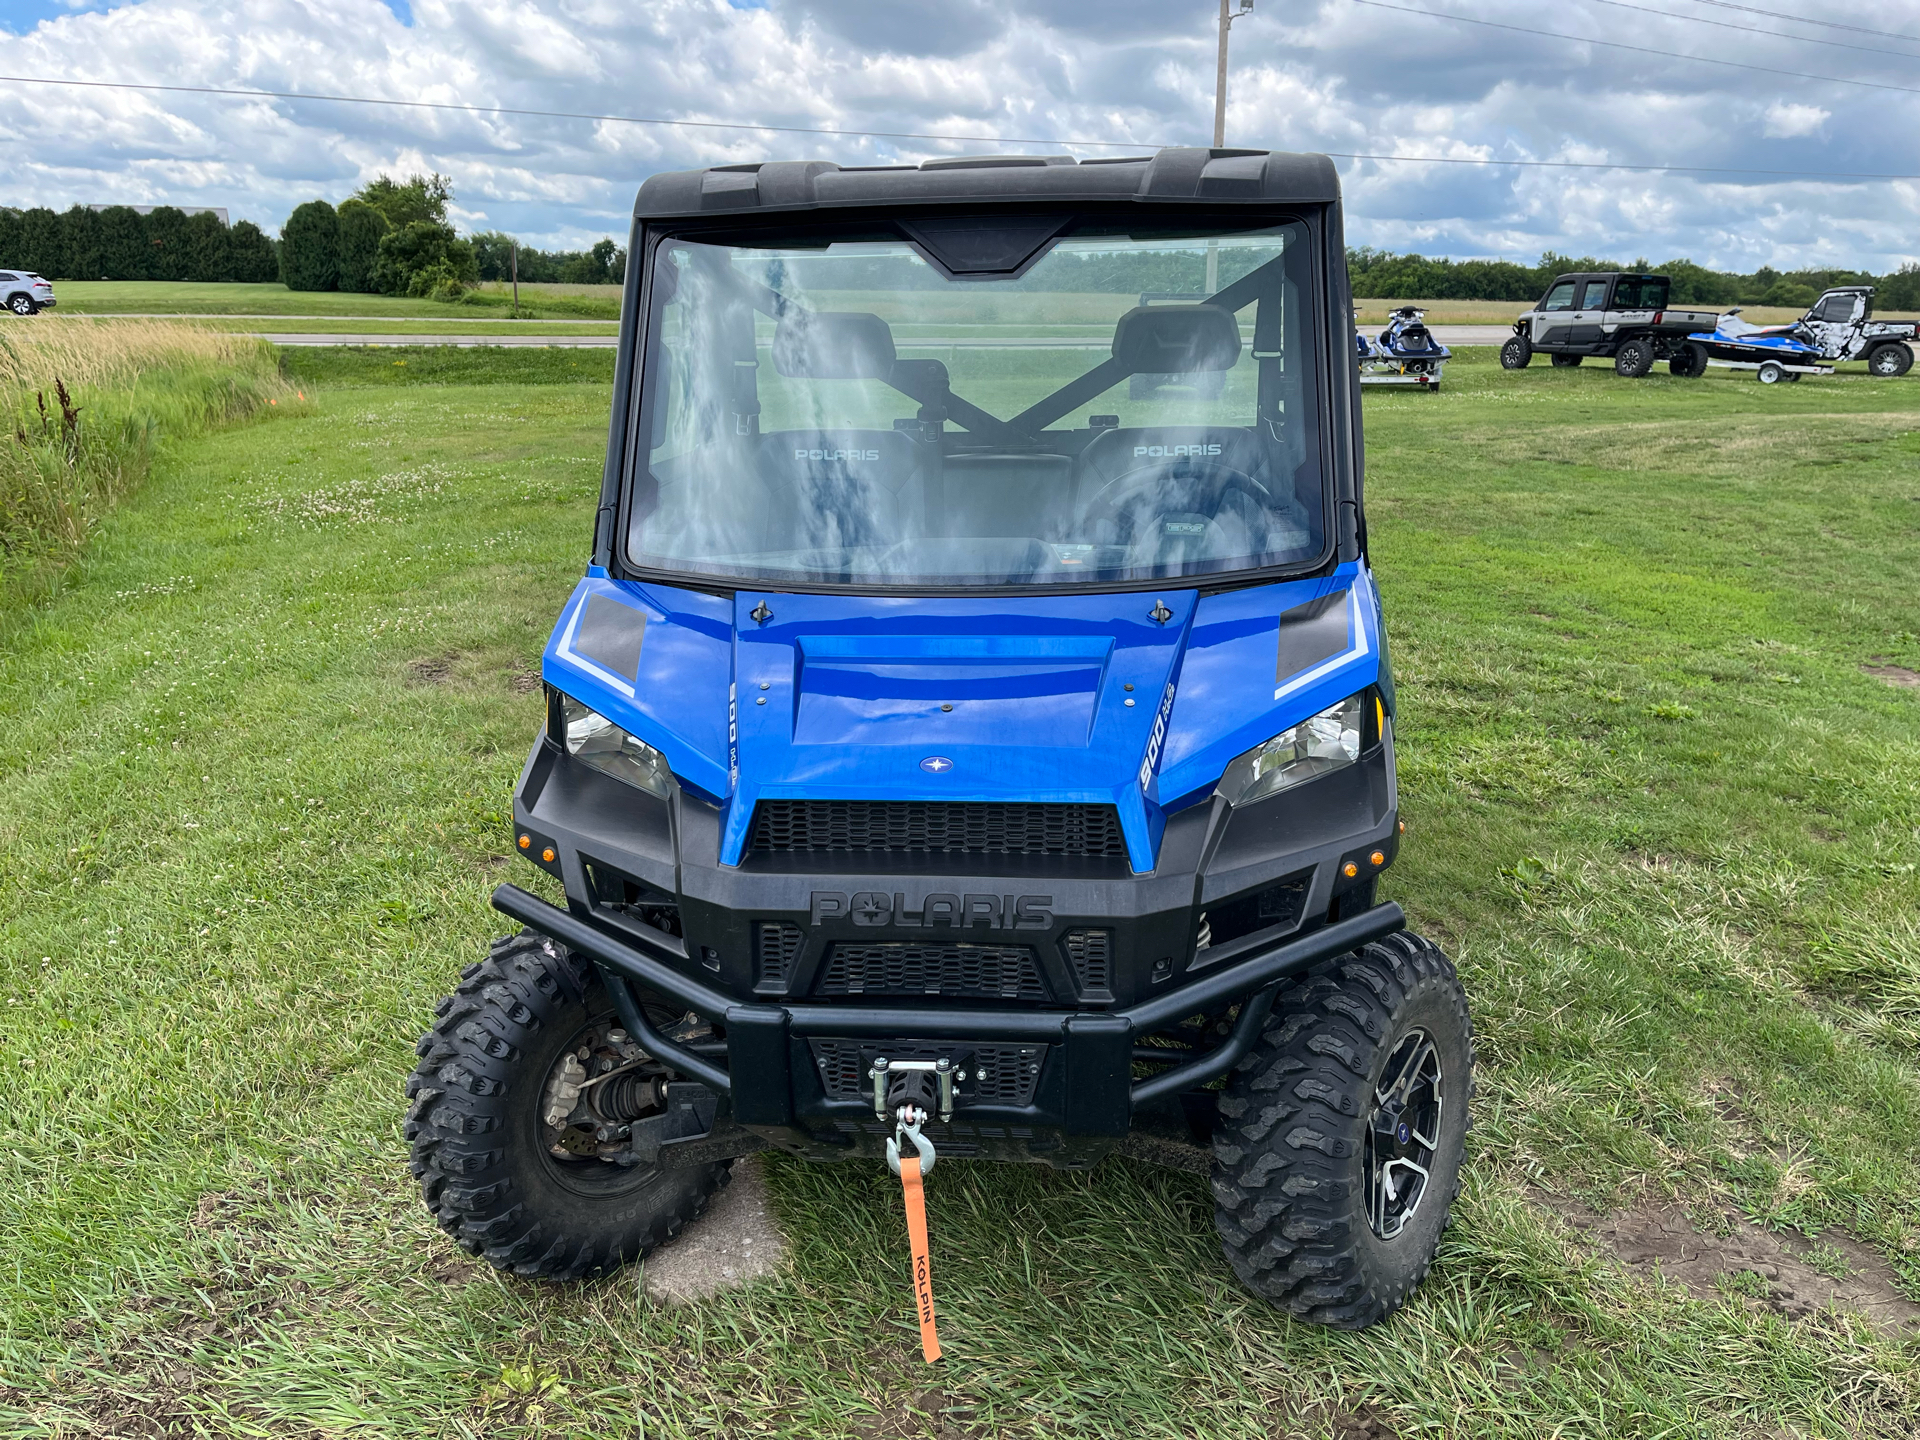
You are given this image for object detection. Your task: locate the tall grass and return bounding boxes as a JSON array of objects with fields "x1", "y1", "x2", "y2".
[{"x1": 0, "y1": 319, "x2": 296, "y2": 586}]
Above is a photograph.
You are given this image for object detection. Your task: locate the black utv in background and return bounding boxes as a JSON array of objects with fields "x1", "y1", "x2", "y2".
[{"x1": 1501, "y1": 272, "x2": 1721, "y2": 377}]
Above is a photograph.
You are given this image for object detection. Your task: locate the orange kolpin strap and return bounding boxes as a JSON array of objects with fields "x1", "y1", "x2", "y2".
[{"x1": 898, "y1": 1154, "x2": 942, "y2": 1362}]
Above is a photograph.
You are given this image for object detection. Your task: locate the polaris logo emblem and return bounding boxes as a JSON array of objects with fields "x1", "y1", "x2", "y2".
[
  {"x1": 810, "y1": 891, "x2": 1054, "y2": 930},
  {"x1": 919, "y1": 756, "x2": 953, "y2": 773},
  {"x1": 796, "y1": 447, "x2": 880, "y2": 462},
  {"x1": 1134, "y1": 443, "x2": 1222, "y2": 459}
]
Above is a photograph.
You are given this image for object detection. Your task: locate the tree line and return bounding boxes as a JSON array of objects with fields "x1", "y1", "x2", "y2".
[
  {"x1": 1348, "y1": 247, "x2": 1920, "y2": 311},
  {"x1": 0, "y1": 205, "x2": 279, "y2": 282},
  {"x1": 1, "y1": 173, "x2": 627, "y2": 298},
  {"x1": 278, "y1": 174, "x2": 627, "y2": 296}
]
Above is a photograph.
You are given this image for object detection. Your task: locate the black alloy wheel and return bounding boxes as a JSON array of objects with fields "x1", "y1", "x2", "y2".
[
  {"x1": 1550, "y1": 353, "x2": 1583, "y2": 368},
  {"x1": 1868, "y1": 343, "x2": 1914, "y2": 378},
  {"x1": 1613, "y1": 339, "x2": 1654, "y2": 378},
  {"x1": 1366, "y1": 1030, "x2": 1444, "y2": 1239},
  {"x1": 1499, "y1": 335, "x2": 1532, "y2": 369}
]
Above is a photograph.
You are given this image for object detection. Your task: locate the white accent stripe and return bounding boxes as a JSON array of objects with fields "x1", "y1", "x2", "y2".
[
  {"x1": 554, "y1": 592, "x2": 637, "y2": 698},
  {"x1": 1272, "y1": 587, "x2": 1371, "y2": 702}
]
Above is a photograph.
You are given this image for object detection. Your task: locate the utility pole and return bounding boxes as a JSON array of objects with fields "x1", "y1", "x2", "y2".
[
  {"x1": 1209, "y1": 0, "x2": 1253, "y2": 293},
  {"x1": 511, "y1": 241, "x2": 519, "y2": 318},
  {"x1": 1213, "y1": 0, "x2": 1254, "y2": 148}
]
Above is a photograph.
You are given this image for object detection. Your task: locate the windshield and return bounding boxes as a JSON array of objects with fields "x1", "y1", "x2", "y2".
[{"x1": 625, "y1": 221, "x2": 1326, "y2": 588}]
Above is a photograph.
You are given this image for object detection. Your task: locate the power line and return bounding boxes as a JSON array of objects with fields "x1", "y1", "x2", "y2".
[
  {"x1": 1582, "y1": 0, "x2": 1920, "y2": 59},
  {"x1": 1322, "y1": 151, "x2": 1920, "y2": 181},
  {"x1": 0, "y1": 71, "x2": 1914, "y2": 184},
  {"x1": 1684, "y1": 0, "x2": 1920, "y2": 44},
  {"x1": 0, "y1": 74, "x2": 1159, "y2": 150},
  {"x1": 1350, "y1": 0, "x2": 1920, "y2": 97}
]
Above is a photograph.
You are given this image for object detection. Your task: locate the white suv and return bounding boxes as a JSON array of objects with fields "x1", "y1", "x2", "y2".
[{"x1": 2, "y1": 271, "x2": 57, "y2": 315}]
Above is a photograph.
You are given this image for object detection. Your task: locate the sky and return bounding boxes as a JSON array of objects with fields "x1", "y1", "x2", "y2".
[{"x1": 0, "y1": 0, "x2": 1916, "y2": 272}]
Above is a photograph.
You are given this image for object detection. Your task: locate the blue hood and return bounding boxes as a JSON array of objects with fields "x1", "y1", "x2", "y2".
[{"x1": 543, "y1": 562, "x2": 1383, "y2": 873}]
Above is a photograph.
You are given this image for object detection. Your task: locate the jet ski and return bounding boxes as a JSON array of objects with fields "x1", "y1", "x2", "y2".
[
  {"x1": 1678, "y1": 310, "x2": 1831, "y2": 384},
  {"x1": 1356, "y1": 306, "x2": 1449, "y2": 389}
]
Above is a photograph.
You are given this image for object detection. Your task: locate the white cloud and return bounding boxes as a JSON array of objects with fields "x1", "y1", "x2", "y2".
[
  {"x1": 0, "y1": 0, "x2": 1913, "y2": 269},
  {"x1": 1763, "y1": 103, "x2": 1830, "y2": 140}
]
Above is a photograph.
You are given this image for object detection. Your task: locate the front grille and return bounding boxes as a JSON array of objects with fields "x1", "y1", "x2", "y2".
[
  {"x1": 818, "y1": 942, "x2": 1047, "y2": 1000},
  {"x1": 755, "y1": 922, "x2": 803, "y2": 987},
  {"x1": 750, "y1": 799, "x2": 1127, "y2": 858},
  {"x1": 1062, "y1": 928, "x2": 1113, "y2": 999},
  {"x1": 811, "y1": 1039, "x2": 1048, "y2": 1108}
]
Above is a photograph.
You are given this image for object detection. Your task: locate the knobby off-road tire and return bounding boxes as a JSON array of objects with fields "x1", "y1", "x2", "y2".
[
  {"x1": 406, "y1": 932, "x2": 731, "y2": 1280},
  {"x1": 1211, "y1": 931, "x2": 1473, "y2": 1329},
  {"x1": 1669, "y1": 343, "x2": 1707, "y2": 379},
  {"x1": 1867, "y1": 343, "x2": 1913, "y2": 378},
  {"x1": 1613, "y1": 339, "x2": 1654, "y2": 378},
  {"x1": 1498, "y1": 335, "x2": 1532, "y2": 369},
  {"x1": 1549, "y1": 352, "x2": 1583, "y2": 368}
]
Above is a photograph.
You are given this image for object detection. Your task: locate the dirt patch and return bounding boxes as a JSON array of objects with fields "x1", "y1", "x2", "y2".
[
  {"x1": 405, "y1": 654, "x2": 456, "y2": 686},
  {"x1": 1552, "y1": 1197, "x2": 1920, "y2": 1331},
  {"x1": 849, "y1": 1386, "x2": 978, "y2": 1440},
  {"x1": 1864, "y1": 665, "x2": 1920, "y2": 690},
  {"x1": 509, "y1": 668, "x2": 543, "y2": 693},
  {"x1": 642, "y1": 1155, "x2": 788, "y2": 1305},
  {"x1": 1327, "y1": 1404, "x2": 1401, "y2": 1440}
]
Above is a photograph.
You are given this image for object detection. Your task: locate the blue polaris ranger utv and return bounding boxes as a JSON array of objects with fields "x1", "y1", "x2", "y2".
[{"x1": 407, "y1": 147, "x2": 1474, "y2": 1330}]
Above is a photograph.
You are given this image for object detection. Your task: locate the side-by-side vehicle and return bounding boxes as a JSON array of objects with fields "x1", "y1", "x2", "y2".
[{"x1": 406, "y1": 147, "x2": 1474, "y2": 1330}]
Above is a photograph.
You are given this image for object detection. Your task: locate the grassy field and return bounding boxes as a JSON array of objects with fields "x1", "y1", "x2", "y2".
[
  {"x1": 40, "y1": 281, "x2": 620, "y2": 324},
  {"x1": 2, "y1": 348, "x2": 1919, "y2": 1437}
]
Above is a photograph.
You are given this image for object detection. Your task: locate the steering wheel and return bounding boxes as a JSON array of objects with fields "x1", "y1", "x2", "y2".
[{"x1": 1079, "y1": 457, "x2": 1273, "y2": 544}]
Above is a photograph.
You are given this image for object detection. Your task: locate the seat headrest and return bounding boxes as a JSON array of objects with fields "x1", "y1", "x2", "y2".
[
  {"x1": 1111, "y1": 304, "x2": 1241, "y2": 374},
  {"x1": 772, "y1": 311, "x2": 897, "y2": 380}
]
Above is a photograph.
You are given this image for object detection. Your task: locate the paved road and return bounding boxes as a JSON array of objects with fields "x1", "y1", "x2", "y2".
[
  {"x1": 77, "y1": 313, "x2": 616, "y2": 323},
  {"x1": 259, "y1": 325, "x2": 1521, "y2": 349},
  {"x1": 260, "y1": 332, "x2": 620, "y2": 347}
]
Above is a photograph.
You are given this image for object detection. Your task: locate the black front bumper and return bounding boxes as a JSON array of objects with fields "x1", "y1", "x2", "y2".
[{"x1": 507, "y1": 730, "x2": 1401, "y2": 1166}]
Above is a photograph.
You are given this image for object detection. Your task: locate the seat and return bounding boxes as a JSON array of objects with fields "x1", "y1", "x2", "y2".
[{"x1": 754, "y1": 430, "x2": 919, "y2": 555}]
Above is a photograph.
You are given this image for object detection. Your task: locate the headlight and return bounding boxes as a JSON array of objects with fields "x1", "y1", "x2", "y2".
[
  {"x1": 556, "y1": 694, "x2": 675, "y2": 800},
  {"x1": 1217, "y1": 693, "x2": 1366, "y2": 806}
]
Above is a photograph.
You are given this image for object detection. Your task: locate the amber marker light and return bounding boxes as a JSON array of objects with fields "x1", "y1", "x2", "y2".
[
  {"x1": 1375, "y1": 695, "x2": 1384, "y2": 735},
  {"x1": 541, "y1": 847, "x2": 557, "y2": 863},
  {"x1": 1370, "y1": 850, "x2": 1387, "y2": 867},
  {"x1": 1398, "y1": 820, "x2": 1406, "y2": 834},
  {"x1": 518, "y1": 834, "x2": 531, "y2": 849},
  {"x1": 1343, "y1": 862, "x2": 1360, "y2": 878}
]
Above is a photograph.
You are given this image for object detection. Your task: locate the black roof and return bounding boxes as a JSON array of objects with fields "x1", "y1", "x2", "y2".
[{"x1": 633, "y1": 147, "x2": 1341, "y2": 220}]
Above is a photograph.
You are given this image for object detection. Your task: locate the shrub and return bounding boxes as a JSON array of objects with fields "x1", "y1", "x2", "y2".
[
  {"x1": 18, "y1": 208, "x2": 64, "y2": 279},
  {"x1": 145, "y1": 206, "x2": 192, "y2": 282},
  {"x1": 336, "y1": 199, "x2": 390, "y2": 293},
  {"x1": 95, "y1": 206, "x2": 150, "y2": 281},
  {"x1": 373, "y1": 220, "x2": 476, "y2": 297},
  {"x1": 1761, "y1": 279, "x2": 1817, "y2": 309},
  {"x1": 279, "y1": 200, "x2": 340, "y2": 292},
  {"x1": 228, "y1": 221, "x2": 280, "y2": 284},
  {"x1": 179, "y1": 212, "x2": 231, "y2": 283},
  {"x1": 58, "y1": 207, "x2": 100, "y2": 281}
]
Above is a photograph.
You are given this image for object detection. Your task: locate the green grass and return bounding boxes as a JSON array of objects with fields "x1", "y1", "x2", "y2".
[
  {"x1": 2, "y1": 349, "x2": 1920, "y2": 1436},
  {"x1": 44, "y1": 280, "x2": 620, "y2": 323}
]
